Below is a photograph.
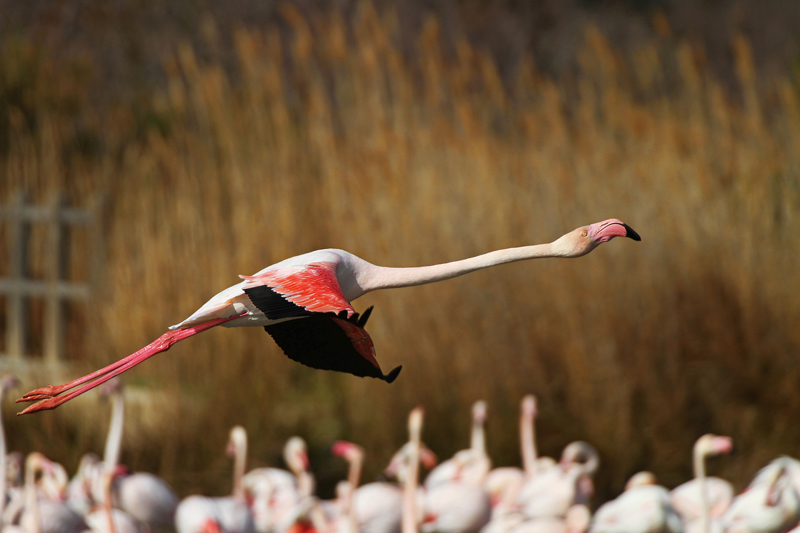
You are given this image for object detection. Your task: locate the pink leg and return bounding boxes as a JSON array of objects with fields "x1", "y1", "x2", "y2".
[{"x1": 16, "y1": 313, "x2": 247, "y2": 415}]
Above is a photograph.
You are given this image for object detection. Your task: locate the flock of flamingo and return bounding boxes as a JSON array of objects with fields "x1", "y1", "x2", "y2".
[{"x1": 4, "y1": 375, "x2": 800, "y2": 533}]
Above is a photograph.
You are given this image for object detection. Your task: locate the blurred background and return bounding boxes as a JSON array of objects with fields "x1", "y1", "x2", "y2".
[{"x1": 1, "y1": 0, "x2": 799, "y2": 506}]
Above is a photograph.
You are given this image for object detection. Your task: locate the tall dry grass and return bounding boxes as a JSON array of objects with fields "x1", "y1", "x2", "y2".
[{"x1": 2, "y1": 4, "x2": 800, "y2": 501}]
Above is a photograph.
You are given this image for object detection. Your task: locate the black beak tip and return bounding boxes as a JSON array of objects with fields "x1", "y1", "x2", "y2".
[
  {"x1": 623, "y1": 223, "x2": 641, "y2": 241},
  {"x1": 383, "y1": 365, "x2": 402, "y2": 383}
]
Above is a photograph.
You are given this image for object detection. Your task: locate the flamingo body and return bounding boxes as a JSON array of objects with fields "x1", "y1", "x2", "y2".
[{"x1": 590, "y1": 486, "x2": 683, "y2": 533}]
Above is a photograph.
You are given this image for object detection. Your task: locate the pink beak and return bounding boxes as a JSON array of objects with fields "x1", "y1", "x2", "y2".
[{"x1": 587, "y1": 219, "x2": 641, "y2": 243}]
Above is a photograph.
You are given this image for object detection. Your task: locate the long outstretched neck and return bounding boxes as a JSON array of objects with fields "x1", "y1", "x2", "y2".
[{"x1": 363, "y1": 244, "x2": 557, "y2": 292}]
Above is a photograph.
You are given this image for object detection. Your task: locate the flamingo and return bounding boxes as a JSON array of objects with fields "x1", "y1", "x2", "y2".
[
  {"x1": 505, "y1": 505, "x2": 591, "y2": 533},
  {"x1": 517, "y1": 442, "x2": 599, "y2": 519},
  {"x1": 175, "y1": 426, "x2": 255, "y2": 533},
  {"x1": 485, "y1": 395, "x2": 550, "y2": 512},
  {"x1": 66, "y1": 453, "x2": 102, "y2": 516},
  {"x1": 722, "y1": 457, "x2": 800, "y2": 533},
  {"x1": 403, "y1": 407, "x2": 425, "y2": 533},
  {"x1": 17, "y1": 220, "x2": 640, "y2": 414},
  {"x1": 243, "y1": 437, "x2": 314, "y2": 533},
  {"x1": 0, "y1": 375, "x2": 19, "y2": 520},
  {"x1": 590, "y1": 481, "x2": 683, "y2": 533},
  {"x1": 669, "y1": 434, "x2": 734, "y2": 533},
  {"x1": 421, "y1": 483, "x2": 492, "y2": 533},
  {"x1": 13, "y1": 453, "x2": 87, "y2": 533},
  {"x1": 425, "y1": 401, "x2": 491, "y2": 490},
  {"x1": 98, "y1": 381, "x2": 178, "y2": 533},
  {"x1": 331, "y1": 440, "x2": 436, "y2": 533}
]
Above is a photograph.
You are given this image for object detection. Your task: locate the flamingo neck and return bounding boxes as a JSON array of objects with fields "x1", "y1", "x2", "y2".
[
  {"x1": 24, "y1": 455, "x2": 43, "y2": 533},
  {"x1": 0, "y1": 388, "x2": 7, "y2": 519},
  {"x1": 103, "y1": 392, "x2": 124, "y2": 475},
  {"x1": 233, "y1": 438, "x2": 247, "y2": 500},
  {"x1": 402, "y1": 435, "x2": 421, "y2": 533},
  {"x1": 521, "y1": 410, "x2": 537, "y2": 477},
  {"x1": 694, "y1": 446, "x2": 709, "y2": 533},
  {"x1": 361, "y1": 244, "x2": 557, "y2": 293},
  {"x1": 471, "y1": 418, "x2": 486, "y2": 458},
  {"x1": 347, "y1": 455, "x2": 362, "y2": 493}
]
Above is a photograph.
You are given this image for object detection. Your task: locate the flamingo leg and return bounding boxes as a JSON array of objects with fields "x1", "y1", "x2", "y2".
[{"x1": 16, "y1": 313, "x2": 248, "y2": 415}]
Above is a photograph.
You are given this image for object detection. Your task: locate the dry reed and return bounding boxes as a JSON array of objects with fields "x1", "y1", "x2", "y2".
[{"x1": 1, "y1": 4, "x2": 799, "y2": 502}]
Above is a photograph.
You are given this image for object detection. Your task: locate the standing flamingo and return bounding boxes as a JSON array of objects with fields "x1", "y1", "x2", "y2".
[
  {"x1": 517, "y1": 442, "x2": 599, "y2": 519},
  {"x1": 590, "y1": 477, "x2": 683, "y2": 533},
  {"x1": 485, "y1": 395, "x2": 550, "y2": 512},
  {"x1": 0, "y1": 375, "x2": 19, "y2": 520},
  {"x1": 669, "y1": 434, "x2": 734, "y2": 533},
  {"x1": 243, "y1": 436, "x2": 315, "y2": 533},
  {"x1": 722, "y1": 457, "x2": 800, "y2": 533},
  {"x1": 332, "y1": 440, "x2": 435, "y2": 533},
  {"x1": 17, "y1": 220, "x2": 640, "y2": 414},
  {"x1": 175, "y1": 426, "x2": 254, "y2": 533},
  {"x1": 99, "y1": 380, "x2": 179, "y2": 533},
  {"x1": 15, "y1": 453, "x2": 87, "y2": 533},
  {"x1": 403, "y1": 407, "x2": 425, "y2": 533},
  {"x1": 425, "y1": 401, "x2": 490, "y2": 490}
]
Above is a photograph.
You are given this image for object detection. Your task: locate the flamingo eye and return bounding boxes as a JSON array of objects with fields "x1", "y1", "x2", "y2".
[{"x1": 581, "y1": 230, "x2": 588, "y2": 237}]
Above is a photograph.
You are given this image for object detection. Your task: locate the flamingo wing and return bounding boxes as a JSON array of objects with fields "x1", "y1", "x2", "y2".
[
  {"x1": 240, "y1": 261, "x2": 355, "y2": 318},
  {"x1": 241, "y1": 262, "x2": 401, "y2": 383},
  {"x1": 263, "y1": 309, "x2": 401, "y2": 383}
]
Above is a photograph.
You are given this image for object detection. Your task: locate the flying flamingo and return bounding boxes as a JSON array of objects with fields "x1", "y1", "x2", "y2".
[
  {"x1": 17, "y1": 220, "x2": 640, "y2": 414},
  {"x1": 175, "y1": 426, "x2": 255, "y2": 533},
  {"x1": 669, "y1": 434, "x2": 734, "y2": 533}
]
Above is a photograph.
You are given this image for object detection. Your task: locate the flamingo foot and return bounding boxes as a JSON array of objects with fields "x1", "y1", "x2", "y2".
[{"x1": 15, "y1": 313, "x2": 247, "y2": 415}]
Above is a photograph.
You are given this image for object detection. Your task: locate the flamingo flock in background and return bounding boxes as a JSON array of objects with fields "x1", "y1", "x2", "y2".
[
  {"x1": 15, "y1": 219, "x2": 640, "y2": 414},
  {"x1": 5, "y1": 375, "x2": 800, "y2": 533}
]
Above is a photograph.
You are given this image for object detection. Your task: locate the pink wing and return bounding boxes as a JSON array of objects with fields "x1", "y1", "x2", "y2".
[{"x1": 240, "y1": 261, "x2": 355, "y2": 317}]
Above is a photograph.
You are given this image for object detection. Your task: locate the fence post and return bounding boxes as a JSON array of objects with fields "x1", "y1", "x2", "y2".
[
  {"x1": 6, "y1": 190, "x2": 30, "y2": 360},
  {"x1": 44, "y1": 191, "x2": 67, "y2": 364}
]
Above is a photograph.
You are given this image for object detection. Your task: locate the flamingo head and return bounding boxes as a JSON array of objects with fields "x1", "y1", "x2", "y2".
[
  {"x1": 695, "y1": 434, "x2": 734, "y2": 458},
  {"x1": 625, "y1": 471, "x2": 657, "y2": 490},
  {"x1": 284, "y1": 437, "x2": 309, "y2": 474},
  {"x1": 521, "y1": 395, "x2": 537, "y2": 418},
  {"x1": 472, "y1": 401, "x2": 488, "y2": 424},
  {"x1": 553, "y1": 219, "x2": 641, "y2": 257},
  {"x1": 227, "y1": 426, "x2": 247, "y2": 458},
  {"x1": 559, "y1": 441, "x2": 599, "y2": 474},
  {"x1": 419, "y1": 445, "x2": 438, "y2": 470},
  {"x1": 408, "y1": 406, "x2": 424, "y2": 438},
  {"x1": 0, "y1": 375, "x2": 19, "y2": 393},
  {"x1": 99, "y1": 378, "x2": 123, "y2": 398},
  {"x1": 331, "y1": 440, "x2": 364, "y2": 463}
]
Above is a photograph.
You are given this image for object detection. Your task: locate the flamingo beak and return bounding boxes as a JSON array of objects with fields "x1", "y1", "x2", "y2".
[{"x1": 621, "y1": 223, "x2": 641, "y2": 241}]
